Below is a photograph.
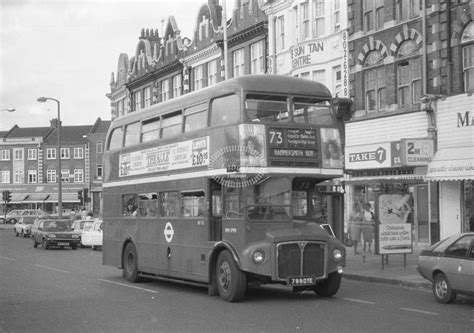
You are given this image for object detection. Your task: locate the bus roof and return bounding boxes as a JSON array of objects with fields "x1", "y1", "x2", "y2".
[{"x1": 110, "y1": 75, "x2": 332, "y2": 128}]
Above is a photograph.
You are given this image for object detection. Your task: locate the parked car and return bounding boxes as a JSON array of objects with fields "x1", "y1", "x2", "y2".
[
  {"x1": 2, "y1": 209, "x2": 46, "y2": 224},
  {"x1": 13, "y1": 218, "x2": 35, "y2": 237},
  {"x1": 417, "y1": 232, "x2": 474, "y2": 303},
  {"x1": 31, "y1": 219, "x2": 81, "y2": 250},
  {"x1": 81, "y1": 220, "x2": 103, "y2": 250}
]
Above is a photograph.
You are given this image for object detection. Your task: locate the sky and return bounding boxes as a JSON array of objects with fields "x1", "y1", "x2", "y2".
[{"x1": 0, "y1": 0, "x2": 233, "y2": 131}]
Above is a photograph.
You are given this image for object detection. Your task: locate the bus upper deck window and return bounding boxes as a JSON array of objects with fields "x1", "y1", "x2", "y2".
[
  {"x1": 293, "y1": 97, "x2": 334, "y2": 125},
  {"x1": 108, "y1": 127, "x2": 124, "y2": 150},
  {"x1": 184, "y1": 104, "x2": 207, "y2": 132},
  {"x1": 210, "y1": 95, "x2": 240, "y2": 127},
  {"x1": 124, "y1": 122, "x2": 141, "y2": 147},
  {"x1": 245, "y1": 94, "x2": 289, "y2": 123},
  {"x1": 161, "y1": 111, "x2": 182, "y2": 138},
  {"x1": 141, "y1": 117, "x2": 160, "y2": 142}
]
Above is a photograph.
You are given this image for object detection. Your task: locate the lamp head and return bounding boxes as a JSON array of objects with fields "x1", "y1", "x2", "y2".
[{"x1": 37, "y1": 97, "x2": 47, "y2": 103}]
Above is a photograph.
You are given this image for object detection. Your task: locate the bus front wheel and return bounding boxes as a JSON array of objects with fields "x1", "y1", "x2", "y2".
[
  {"x1": 216, "y1": 250, "x2": 246, "y2": 302},
  {"x1": 313, "y1": 272, "x2": 341, "y2": 297},
  {"x1": 123, "y1": 243, "x2": 141, "y2": 283}
]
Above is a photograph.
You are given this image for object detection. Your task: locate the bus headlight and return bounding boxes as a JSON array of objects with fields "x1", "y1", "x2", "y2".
[
  {"x1": 252, "y1": 250, "x2": 265, "y2": 264},
  {"x1": 333, "y1": 249, "x2": 343, "y2": 260}
]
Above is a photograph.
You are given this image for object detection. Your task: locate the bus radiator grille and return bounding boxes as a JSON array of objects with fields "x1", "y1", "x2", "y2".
[{"x1": 277, "y1": 242, "x2": 325, "y2": 280}]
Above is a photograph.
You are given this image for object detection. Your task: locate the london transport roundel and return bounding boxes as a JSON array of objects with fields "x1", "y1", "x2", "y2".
[{"x1": 164, "y1": 222, "x2": 174, "y2": 243}]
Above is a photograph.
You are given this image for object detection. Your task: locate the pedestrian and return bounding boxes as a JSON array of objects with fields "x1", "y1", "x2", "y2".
[
  {"x1": 362, "y1": 202, "x2": 375, "y2": 253},
  {"x1": 348, "y1": 202, "x2": 363, "y2": 254}
]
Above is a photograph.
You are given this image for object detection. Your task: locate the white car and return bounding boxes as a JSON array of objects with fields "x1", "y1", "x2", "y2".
[
  {"x1": 14, "y1": 217, "x2": 35, "y2": 237},
  {"x1": 81, "y1": 220, "x2": 103, "y2": 250}
]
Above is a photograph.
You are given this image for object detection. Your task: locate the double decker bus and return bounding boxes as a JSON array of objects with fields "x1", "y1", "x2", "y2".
[{"x1": 103, "y1": 75, "x2": 347, "y2": 302}]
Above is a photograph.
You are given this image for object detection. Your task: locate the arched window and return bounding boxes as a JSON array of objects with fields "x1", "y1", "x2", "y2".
[
  {"x1": 363, "y1": 50, "x2": 385, "y2": 113},
  {"x1": 461, "y1": 22, "x2": 474, "y2": 92},
  {"x1": 396, "y1": 40, "x2": 421, "y2": 107}
]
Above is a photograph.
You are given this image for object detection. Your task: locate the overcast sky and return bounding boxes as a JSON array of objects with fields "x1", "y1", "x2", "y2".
[{"x1": 0, "y1": 0, "x2": 232, "y2": 131}]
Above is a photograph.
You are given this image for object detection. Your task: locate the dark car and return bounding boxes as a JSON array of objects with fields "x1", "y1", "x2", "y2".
[
  {"x1": 31, "y1": 219, "x2": 81, "y2": 250},
  {"x1": 417, "y1": 232, "x2": 474, "y2": 303}
]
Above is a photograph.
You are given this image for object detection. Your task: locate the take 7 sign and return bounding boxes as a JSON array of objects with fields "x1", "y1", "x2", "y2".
[{"x1": 345, "y1": 142, "x2": 401, "y2": 170}]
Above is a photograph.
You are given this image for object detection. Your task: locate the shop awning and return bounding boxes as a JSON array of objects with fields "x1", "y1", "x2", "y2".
[
  {"x1": 9, "y1": 193, "x2": 28, "y2": 204},
  {"x1": 44, "y1": 193, "x2": 80, "y2": 203},
  {"x1": 23, "y1": 194, "x2": 49, "y2": 202},
  {"x1": 343, "y1": 174, "x2": 425, "y2": 185},
  {"x1": 426, "y1": 147, "x2": 474, "y2": 181}
]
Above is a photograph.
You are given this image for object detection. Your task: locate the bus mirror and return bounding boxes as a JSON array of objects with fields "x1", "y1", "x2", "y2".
[{"x1": 332, "y1": 97, "x2": 353, "y2": 121}]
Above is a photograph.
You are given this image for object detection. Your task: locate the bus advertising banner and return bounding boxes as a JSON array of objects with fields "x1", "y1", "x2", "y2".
[{"x1": 119, "y1": 137, "x2": 210, "y2": 177}]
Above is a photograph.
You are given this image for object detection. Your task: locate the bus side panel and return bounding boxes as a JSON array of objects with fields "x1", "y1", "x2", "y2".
[
  {"x1": 103, "y1": 188, "x2": 123, "y2": 268},
  {"x1": 155, "y1": 218, "x2": 211, "y2": 283}
]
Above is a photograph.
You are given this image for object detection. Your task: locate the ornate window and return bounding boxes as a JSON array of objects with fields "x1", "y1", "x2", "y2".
[
  {"x1": 396, "y1": 40, "x2": 421, "y2": 107},
  {"x1": 462, "y1": 22, "x2": 474, "y2": 92},
  {"x1": 363, "y1": 50, "x2": 385, "y2": 113},
  {"x1": 395, "y1": 0, "x2": 421, "y2": 22}
]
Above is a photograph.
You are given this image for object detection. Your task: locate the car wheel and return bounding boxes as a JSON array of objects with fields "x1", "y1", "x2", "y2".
[
  {"x1": 42, "y1": 238, "x2": 49, "y2": 250},
  {"x1": 313, "y1": 272, "x2": 342, "y2": 297},
  {"x1": 123, "y1": 242, "x2": 141, "y2": 283},
  {"x1": 433, "y1": 272, "x2": 457, "y2": 304},
  {"x1": 32, "y1": 237, "x2": 38, "y2": 248},
  {"x1": 216, "y1": 250, "x2": 247, "y2": 302},
  {"x1": 9, "y1": 218, "x2": 17, "y2": 225},
  {"x1": 0, "y1": 218, "x2": 5, "y2": 224}
]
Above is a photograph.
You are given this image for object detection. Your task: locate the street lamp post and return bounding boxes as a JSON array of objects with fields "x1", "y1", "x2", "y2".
[{"x1": 37, "y1": 97, "x2": 62, "y2": 219}]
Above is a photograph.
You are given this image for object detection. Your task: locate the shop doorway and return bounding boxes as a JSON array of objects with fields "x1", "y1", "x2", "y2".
[{"x1": 414, "y1": 185, "x2": 429, "y2": 244}]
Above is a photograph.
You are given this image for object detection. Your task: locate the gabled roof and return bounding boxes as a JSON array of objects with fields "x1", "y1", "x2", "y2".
[
  {"x1": 44, "y1": 125, "x2": 92, "y2": 146},
  {"x1": 6, "y1": 126, "x2": 53, "y2": 139}
]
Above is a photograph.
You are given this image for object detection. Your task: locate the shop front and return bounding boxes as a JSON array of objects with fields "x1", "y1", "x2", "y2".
[
  {"x1": 1, "y1": 184, "x2": 82, "y2": 214},
  {"x1": 344, "y1": 112, "x2": 437, "y2": 251},
  {"x1": 426, "y1": 94, "x2": 474, "y2": 237}
]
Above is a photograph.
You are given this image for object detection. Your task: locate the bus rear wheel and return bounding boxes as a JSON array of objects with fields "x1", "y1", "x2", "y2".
[
  {"x1": 123, "y1": 242, "x2": 141, "y2": 283},
  {"x1": 216, "y1": 250, "x2": 246, "y2": 302},
  {"x1": 313, "y1": 272, "x2": 341, "y2": 297}
]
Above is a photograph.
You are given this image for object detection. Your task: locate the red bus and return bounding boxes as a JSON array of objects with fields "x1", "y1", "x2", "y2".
[{"x1": 102, "y1": 75, "x2": 347, "y2": 302}]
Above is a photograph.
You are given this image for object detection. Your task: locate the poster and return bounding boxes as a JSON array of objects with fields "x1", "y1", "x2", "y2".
[{"x1": 320, "y1": 128, "x2": 343, "y2": 168}]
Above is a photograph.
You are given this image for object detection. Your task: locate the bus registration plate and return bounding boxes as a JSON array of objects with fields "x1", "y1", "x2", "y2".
[
  {"x1": 288, "y1": 276, "x2": 315, "y2": 286},
  {"x1": 57, "y1": 242, "x2": 69, "y2": 246}
]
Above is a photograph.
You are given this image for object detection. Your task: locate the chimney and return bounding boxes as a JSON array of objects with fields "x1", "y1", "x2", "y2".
[{"x1": 50, "y1": 118, "x2": 62, "y2": 128}]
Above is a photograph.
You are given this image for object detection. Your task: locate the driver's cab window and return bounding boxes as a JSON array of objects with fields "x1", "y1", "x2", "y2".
[{"x1": 223, "y1": 187, "x2": 242, "y2": 218}]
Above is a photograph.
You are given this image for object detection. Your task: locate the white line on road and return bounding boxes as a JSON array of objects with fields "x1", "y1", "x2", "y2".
[
  {"x1": 98, "y1": 279, "x2": 159, "y2": 294},
  {"x1": 35, "y1": 264, "x2": 70, "y2": 274},
  {"x1": 343, "y1": 298, "x2": 375, "y2": 304},
  {"x1": 0, "y1": 256, "x2": 17, "y2": 261},
  {"x1": 400, "y1": 308, "x2": 438, "y2": 315}
]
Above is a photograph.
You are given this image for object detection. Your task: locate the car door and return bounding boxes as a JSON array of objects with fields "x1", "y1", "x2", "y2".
[
  {"x1": 443, "y1": 235, "x2": 474, "y2": 290},
  {"x1": 460, "y1": 238, "x2": 474, "y2": 292}
]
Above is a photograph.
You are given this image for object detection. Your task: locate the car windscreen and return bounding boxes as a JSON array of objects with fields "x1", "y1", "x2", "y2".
[{"x1": 43, "y1": 221, "x2": 72, "y2": 231}]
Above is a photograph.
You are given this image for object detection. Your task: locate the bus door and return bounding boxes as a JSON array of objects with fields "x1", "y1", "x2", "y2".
[{"x1": 209, "y1": 180, "x2": 222, "y2": 241}]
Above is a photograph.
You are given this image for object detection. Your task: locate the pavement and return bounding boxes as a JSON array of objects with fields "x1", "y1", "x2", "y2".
[
  {"x1": 0, "y1": 223, "x2": 432, "y2": 290},
  {"x1": 343, "y1": 243, "x2": 432, "y2": 290}
]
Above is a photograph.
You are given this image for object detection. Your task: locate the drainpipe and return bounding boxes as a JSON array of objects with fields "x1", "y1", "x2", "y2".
[
  {"x1": 446, "y1": 0, "x2": 452, "y2": 95},
  {"x1": 422, "y1": 0, "x2": 427, "y2": 96}
]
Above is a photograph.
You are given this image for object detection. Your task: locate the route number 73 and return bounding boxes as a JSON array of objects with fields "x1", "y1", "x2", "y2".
[{"x1": 269, "y1": 130, "x2": 283, "y2": 145}]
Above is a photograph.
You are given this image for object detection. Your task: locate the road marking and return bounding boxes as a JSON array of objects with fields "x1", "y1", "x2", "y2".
[
  {"x1": 400, "y1": 308, "x2": 438, "y2": 315},
  {"x1": 35, "y1": 264, "x2": 70, "y2": 274},
  {"x1": 343, "y1": 298, "x2": 375, "y2": 304},
  {"x1": 98, "y1": 279, "x2": 159, "y2": 294},
  {"x1": 0, "y1": 256, "x2": 17, "y2": 261}
]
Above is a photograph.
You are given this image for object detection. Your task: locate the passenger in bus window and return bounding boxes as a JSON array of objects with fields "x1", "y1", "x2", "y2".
[{"x1": 124, "y1": 198, "x2": 138, "y2": 217}]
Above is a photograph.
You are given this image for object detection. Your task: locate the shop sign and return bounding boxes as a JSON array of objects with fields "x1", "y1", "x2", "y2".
[
  {"x1": 345, "y1": 142, "x2": 401, "y2": 170},
  {"x1": 400, "y1": 138, "x2": 434, "y2": 166}
]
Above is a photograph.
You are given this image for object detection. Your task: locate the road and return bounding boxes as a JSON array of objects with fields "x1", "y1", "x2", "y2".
[{"x1": 1, "y1": 228, "x2": 473, "y2": 333}]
